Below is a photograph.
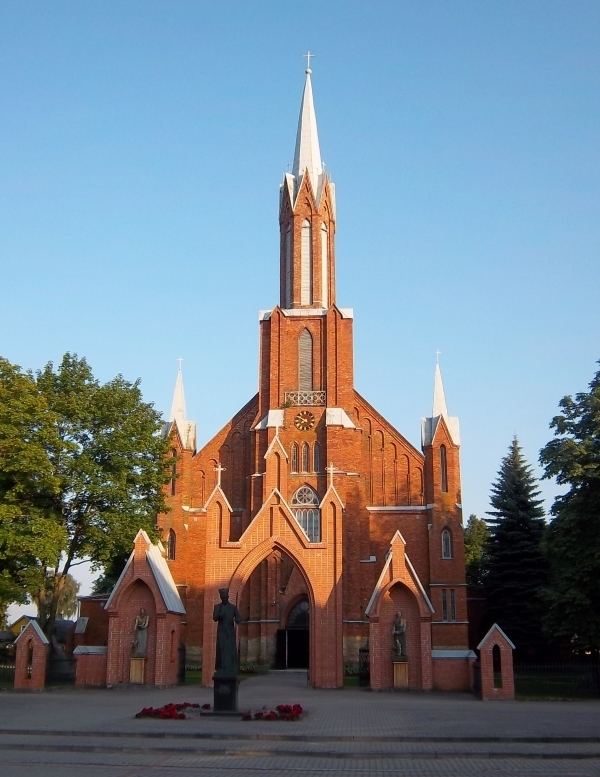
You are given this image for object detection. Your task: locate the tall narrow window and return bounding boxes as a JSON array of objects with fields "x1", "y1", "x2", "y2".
[
  {"x1": 291, "y1": 485, "x2": 321, "y2": 542},
  {"x1": 450, "y1": 589, "x2": 456, "y2": 621},
  {"x1": 441, "y1": 528, "x2": 453, "y2": 559},
  {"x1": 170, "y1": 448, "x2": 177, "y2": 496},
  {"x1": 291, "y1": 443, "x2": 299, "y2": 473},
  {"x1": 301, "y1": 442, "x2": 310, "y2": 473},
  {"x1": 300, "y1": 219, "x2": 312, "y2": 305},
  {"x1": 313, "y1": 441, "x2": 321, "y2": 473},
  {"x1": 298, "y1": 329, "x2": 313, "y2": 391},
  {"x1": 441, "y1": 589, "x2": 448, "y2": 621},
  {"x1": 284, "y1": 227, "x2": 292, "y2": 307},
  {"x1": 440, "y1": 445, "x2": 448, "y2": 492},
  {"x1": 321, "y1": 222, "x2": 328, "y2": 306},
  {"x1": 168, "y1": 529, "x2": 176, "y2": 561}
]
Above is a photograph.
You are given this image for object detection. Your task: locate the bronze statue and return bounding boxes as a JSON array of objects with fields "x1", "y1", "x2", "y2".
[
  {"x1": 213, "y1": 588, "x2": 241, "y2": 676},
  {"x1": 392, "y1": 610, "x2": 407, "y2": 659}
]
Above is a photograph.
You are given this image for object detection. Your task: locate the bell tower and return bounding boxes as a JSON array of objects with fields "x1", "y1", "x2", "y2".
[{"x1": 279, "y1": 62, "x2": 337, "y2": 311}]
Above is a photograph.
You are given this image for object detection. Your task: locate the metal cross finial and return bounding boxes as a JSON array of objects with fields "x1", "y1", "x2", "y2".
[
  {"x1": 304, "y1": 50, "x2": 314, "y2": 73},
  {"x1": 214, "y1": 462, "x2": 227, "y2": 487},
  {"x1": 435, "y1": 350, "x2": 442, "y2": 365},
  {"x1": 177, "y1": 357, "x2": 184, "y2": 372}
]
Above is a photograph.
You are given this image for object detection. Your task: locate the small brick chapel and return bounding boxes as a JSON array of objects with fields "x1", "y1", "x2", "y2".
[{"x1": 158, "y1": 66, "x2": 475, "y2": 691}]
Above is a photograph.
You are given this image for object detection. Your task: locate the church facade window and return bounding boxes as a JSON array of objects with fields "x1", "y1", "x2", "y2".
[
  {"x1": 300, "y1": 219, "x2": 312, "y2": 305},
  {"x1": 291, "y1": 443, "x2": 299, "y2": 473},
  {"x1": 301, "y1": 442, "x2": 310, "y2": 473},
  {"x1": 291, "y1": 485, "x2": 321, "y2": 542},
  {"x1": 321, "y1": 222, "x2": 328, "y2": 306},
  {"x1": 284, "y1": 227, "x2": 292, "y2": 307},
  {"x1": 170, "y1": 448, "x2": 177, "y2": 496},
  {"x1": 441, "y1": 528, "x2": 453, "y2": 559},
  {"x1": 298, "y1": 329, "x2": 313, "y2": 391},
  {"x1": 167, "y1": 529, "x2": 176, "y2": 561},
  {"x1": 440, "y1": 445, "x2": 448, "y2": 492},
  {"x1": 313, "y1": 441, "x2": 321, "y2": 473}
]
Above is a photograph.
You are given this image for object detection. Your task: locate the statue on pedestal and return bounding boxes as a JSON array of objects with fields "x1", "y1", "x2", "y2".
[
  {"x1": 392, "y1": 610, "x2": 407, "y2": 660},
  {"x1": 213, "y1": 588, "x2": 240, "y2": 676}
]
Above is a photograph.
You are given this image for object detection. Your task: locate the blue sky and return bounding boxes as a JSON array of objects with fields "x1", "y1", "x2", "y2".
[{"x1": 2, "y1": 1, "x2": 599, "y2": 603}]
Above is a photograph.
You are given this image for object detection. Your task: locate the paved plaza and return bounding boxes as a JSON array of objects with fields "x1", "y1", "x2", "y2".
[{"x1": 1, "y1": 671, "x2": 599, "y2": 776}]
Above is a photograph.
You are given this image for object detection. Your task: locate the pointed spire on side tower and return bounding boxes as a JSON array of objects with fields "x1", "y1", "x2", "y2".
[
  {"x1": 292, "y1": 52, "x2": 323, "y2": 196},
  {"x1": 421, "y1": 356, "x2": 460, "y2": 447},
  {"x1": 166, "y1": 359, "x2": 196, "y2": 451}
]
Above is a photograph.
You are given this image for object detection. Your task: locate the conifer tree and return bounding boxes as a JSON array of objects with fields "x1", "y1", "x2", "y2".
[{"x1": 485, "y1": 437, "x2": 546, "y2": 657}]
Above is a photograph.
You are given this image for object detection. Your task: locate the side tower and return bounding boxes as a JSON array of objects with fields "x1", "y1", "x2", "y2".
[{"x1": 421, "y1": 360, "x2": 471, "y2": 689}]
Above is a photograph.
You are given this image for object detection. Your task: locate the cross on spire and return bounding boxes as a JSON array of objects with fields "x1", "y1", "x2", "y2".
[
  {"x1": 214, "y1": 462, "x2": 227, "y2": 487},
  {"x1": 177, "y1": 357, "x2": 184, "y2": 372},
  {"x1": 435, "y1": 350, "x2": 442, "y2": 365},
  {"x1": 304, "y1": 50, "x2": 314, "y2": 73}
]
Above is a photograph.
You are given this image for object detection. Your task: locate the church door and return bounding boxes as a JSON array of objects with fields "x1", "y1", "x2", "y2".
[{"x1": 276, "y1": 598, "x2": 309, "y2": 669}]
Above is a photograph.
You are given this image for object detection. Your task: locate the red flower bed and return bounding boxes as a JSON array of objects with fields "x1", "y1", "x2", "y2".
[
  {"x1": 242, "y1": 703, "x2": 303, "y2": 721},
  {"x1": 135, "y1": 702, "x2": 200, "y2": 720}
]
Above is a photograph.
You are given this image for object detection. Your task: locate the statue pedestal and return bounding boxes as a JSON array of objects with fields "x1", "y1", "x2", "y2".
[
  {"x1": 130, "y1": 657, "x2": 145, "y2": 684},
  {"x1": 393, "y1": 660, "x2": 408, "y2": 689},
  {"x1": 213, "y1": 673, "x2": 239, "y2": 712}
]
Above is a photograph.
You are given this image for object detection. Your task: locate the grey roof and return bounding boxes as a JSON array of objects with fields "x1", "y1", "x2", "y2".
[{"x1": 14, "y1": 620, "x2": 49, "y2": 645}]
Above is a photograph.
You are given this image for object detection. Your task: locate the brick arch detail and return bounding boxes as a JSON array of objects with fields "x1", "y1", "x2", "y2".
[{"x1": 201, "y1": 490, "x2": 343, "y2": 688}]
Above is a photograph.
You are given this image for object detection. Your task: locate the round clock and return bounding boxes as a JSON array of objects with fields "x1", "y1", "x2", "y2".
[{"x1": 294, "y1": 410, "x2": 315, "y2": 431}]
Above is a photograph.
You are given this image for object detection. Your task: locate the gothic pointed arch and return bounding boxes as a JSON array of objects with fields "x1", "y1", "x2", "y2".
[
  {"x1": 298, "y1": 328, "x2": 313, "y2": 391},
  {"x1": 291, "y1": 484, "x2": 321, "y2": 542}
]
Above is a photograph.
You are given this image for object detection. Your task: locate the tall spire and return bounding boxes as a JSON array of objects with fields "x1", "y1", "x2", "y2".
[
  {"x1": 292, "y1": 58, "x2": 323, "y2": 193},
  {"x1": 421, "y1": 357, "x2": 460, "y2": 447},
  {"x1": 432, "y1": 358, "x2": 449, "y2": 418},
  {"x1": 168, "y1": 360, "x2": 196, "y2": 451}
]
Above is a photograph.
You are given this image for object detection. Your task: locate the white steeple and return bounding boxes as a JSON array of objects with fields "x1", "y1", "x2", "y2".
[
  {"x1": 167, "y1": 360, "x2": 196, "y2": 451},
  {"x1": 432, "y1": 358, "x2": 449, "y2": 418},
  {"x1": 292, "y1": 57, "x2": 323, "y2": 195},
  {"x1": 421, "y1": 357, "x2": 460, "y2": 447}
]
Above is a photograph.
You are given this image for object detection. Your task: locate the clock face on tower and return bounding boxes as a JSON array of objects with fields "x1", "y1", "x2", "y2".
[{"x1": 294, "y1": 410, "x2": 315, "y2": 431}]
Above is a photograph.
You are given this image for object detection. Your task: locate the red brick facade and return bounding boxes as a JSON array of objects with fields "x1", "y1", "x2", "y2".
[
  {"x1": 13, "y1": 621, "x2": 49, "y2": 691},
  {"x1": 158, "y1": 72, "x2": 472, "y2": 690},
  {"x1": 478, "y1": 624, "x2": 515, "y2": 700}
]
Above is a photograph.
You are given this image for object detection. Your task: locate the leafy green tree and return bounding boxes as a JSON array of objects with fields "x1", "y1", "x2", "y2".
[
  {"x1": 539, "y1": 364, "x2": 600, "y2": 652},
  {"x1": 31, "y1": 572, "x2": 80, "y2": 620},
  {"x1": 464, "y1": 514, "x2": 489, "y2": 587},
  {"x1": 0, "y1": 353, "x2": 169, "y2": 635},
  {"x1": 485, "y1": 437, "x2": 547, "y2": 657}
]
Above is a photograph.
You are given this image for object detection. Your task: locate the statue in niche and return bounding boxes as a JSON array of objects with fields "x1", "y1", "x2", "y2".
[
  {"x1": 213, "y1": 588, "x2": 241, "y2": 676},
  {"x1": 392, "y1": 610, "x2": 407, "y2": 659},
  {"x1": 132, "y1": 607, "x2": 150, "y2": 657}
]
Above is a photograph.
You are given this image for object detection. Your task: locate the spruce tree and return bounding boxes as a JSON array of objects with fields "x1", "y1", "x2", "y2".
[{"x1": 485, "y1": 437, "x2": 547, "y2": 658}]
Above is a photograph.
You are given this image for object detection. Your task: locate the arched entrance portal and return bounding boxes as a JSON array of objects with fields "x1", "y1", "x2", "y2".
[
  {"x1": 277, "y1": 597, "x2": 309, "y2": 669},
  {"x1": 236, "y1": 550, "x2": 310, "y2": 671}
]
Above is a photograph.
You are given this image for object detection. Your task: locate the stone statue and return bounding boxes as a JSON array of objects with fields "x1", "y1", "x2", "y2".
[
  {"x1": 132, "y1": 607, "x2": 150, "y2": 658},
  {"x1": 392, "y1": 610, "x2": 407, "y2": 659},
  {"x1": 213, "y1": 588, "x2": 241, "y2": 676}
]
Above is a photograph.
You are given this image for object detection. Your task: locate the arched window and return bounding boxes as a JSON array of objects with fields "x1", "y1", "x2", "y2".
[
  {"x1": 313, "y1": 441, "x2": 321, "y2": 473},
  {"x1": 167, "y1": 529, "x2": 176, "y2": 561},
  {"x1": 300, "y1": 219, "x2": 312, "y2": 305},
  {"x1": 284, "y1": 227, "x2": 292, "y2": 307},
  {"x1": 291, "y1": 443, "x2": 299, "y2": 473},
  {"x1": 441, "y1": 528, "x2": 453, "y2": 559},
  {"x1": 291, "y1": 485, "x2": 321, "y2": 542},
  {"x1": 440, "y1": 445, "x2": 448, "y2": 492},
  {"x1": 298, "y1": 329, "x2": 313, "y2": 391},
  {"x1": 301, "y1": 442, "x2": 310, "y2": 473},
  {"x1": 170, "y1": 448, "x2": 177, "y2": 496},
  {"x1": 321, "y1": 222, "x2": 328, "y2": 306}
]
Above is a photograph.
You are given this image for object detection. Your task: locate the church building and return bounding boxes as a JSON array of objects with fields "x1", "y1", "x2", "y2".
[{"x1": 158, "y1": 66, "x2": 473, "y2": 691}]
